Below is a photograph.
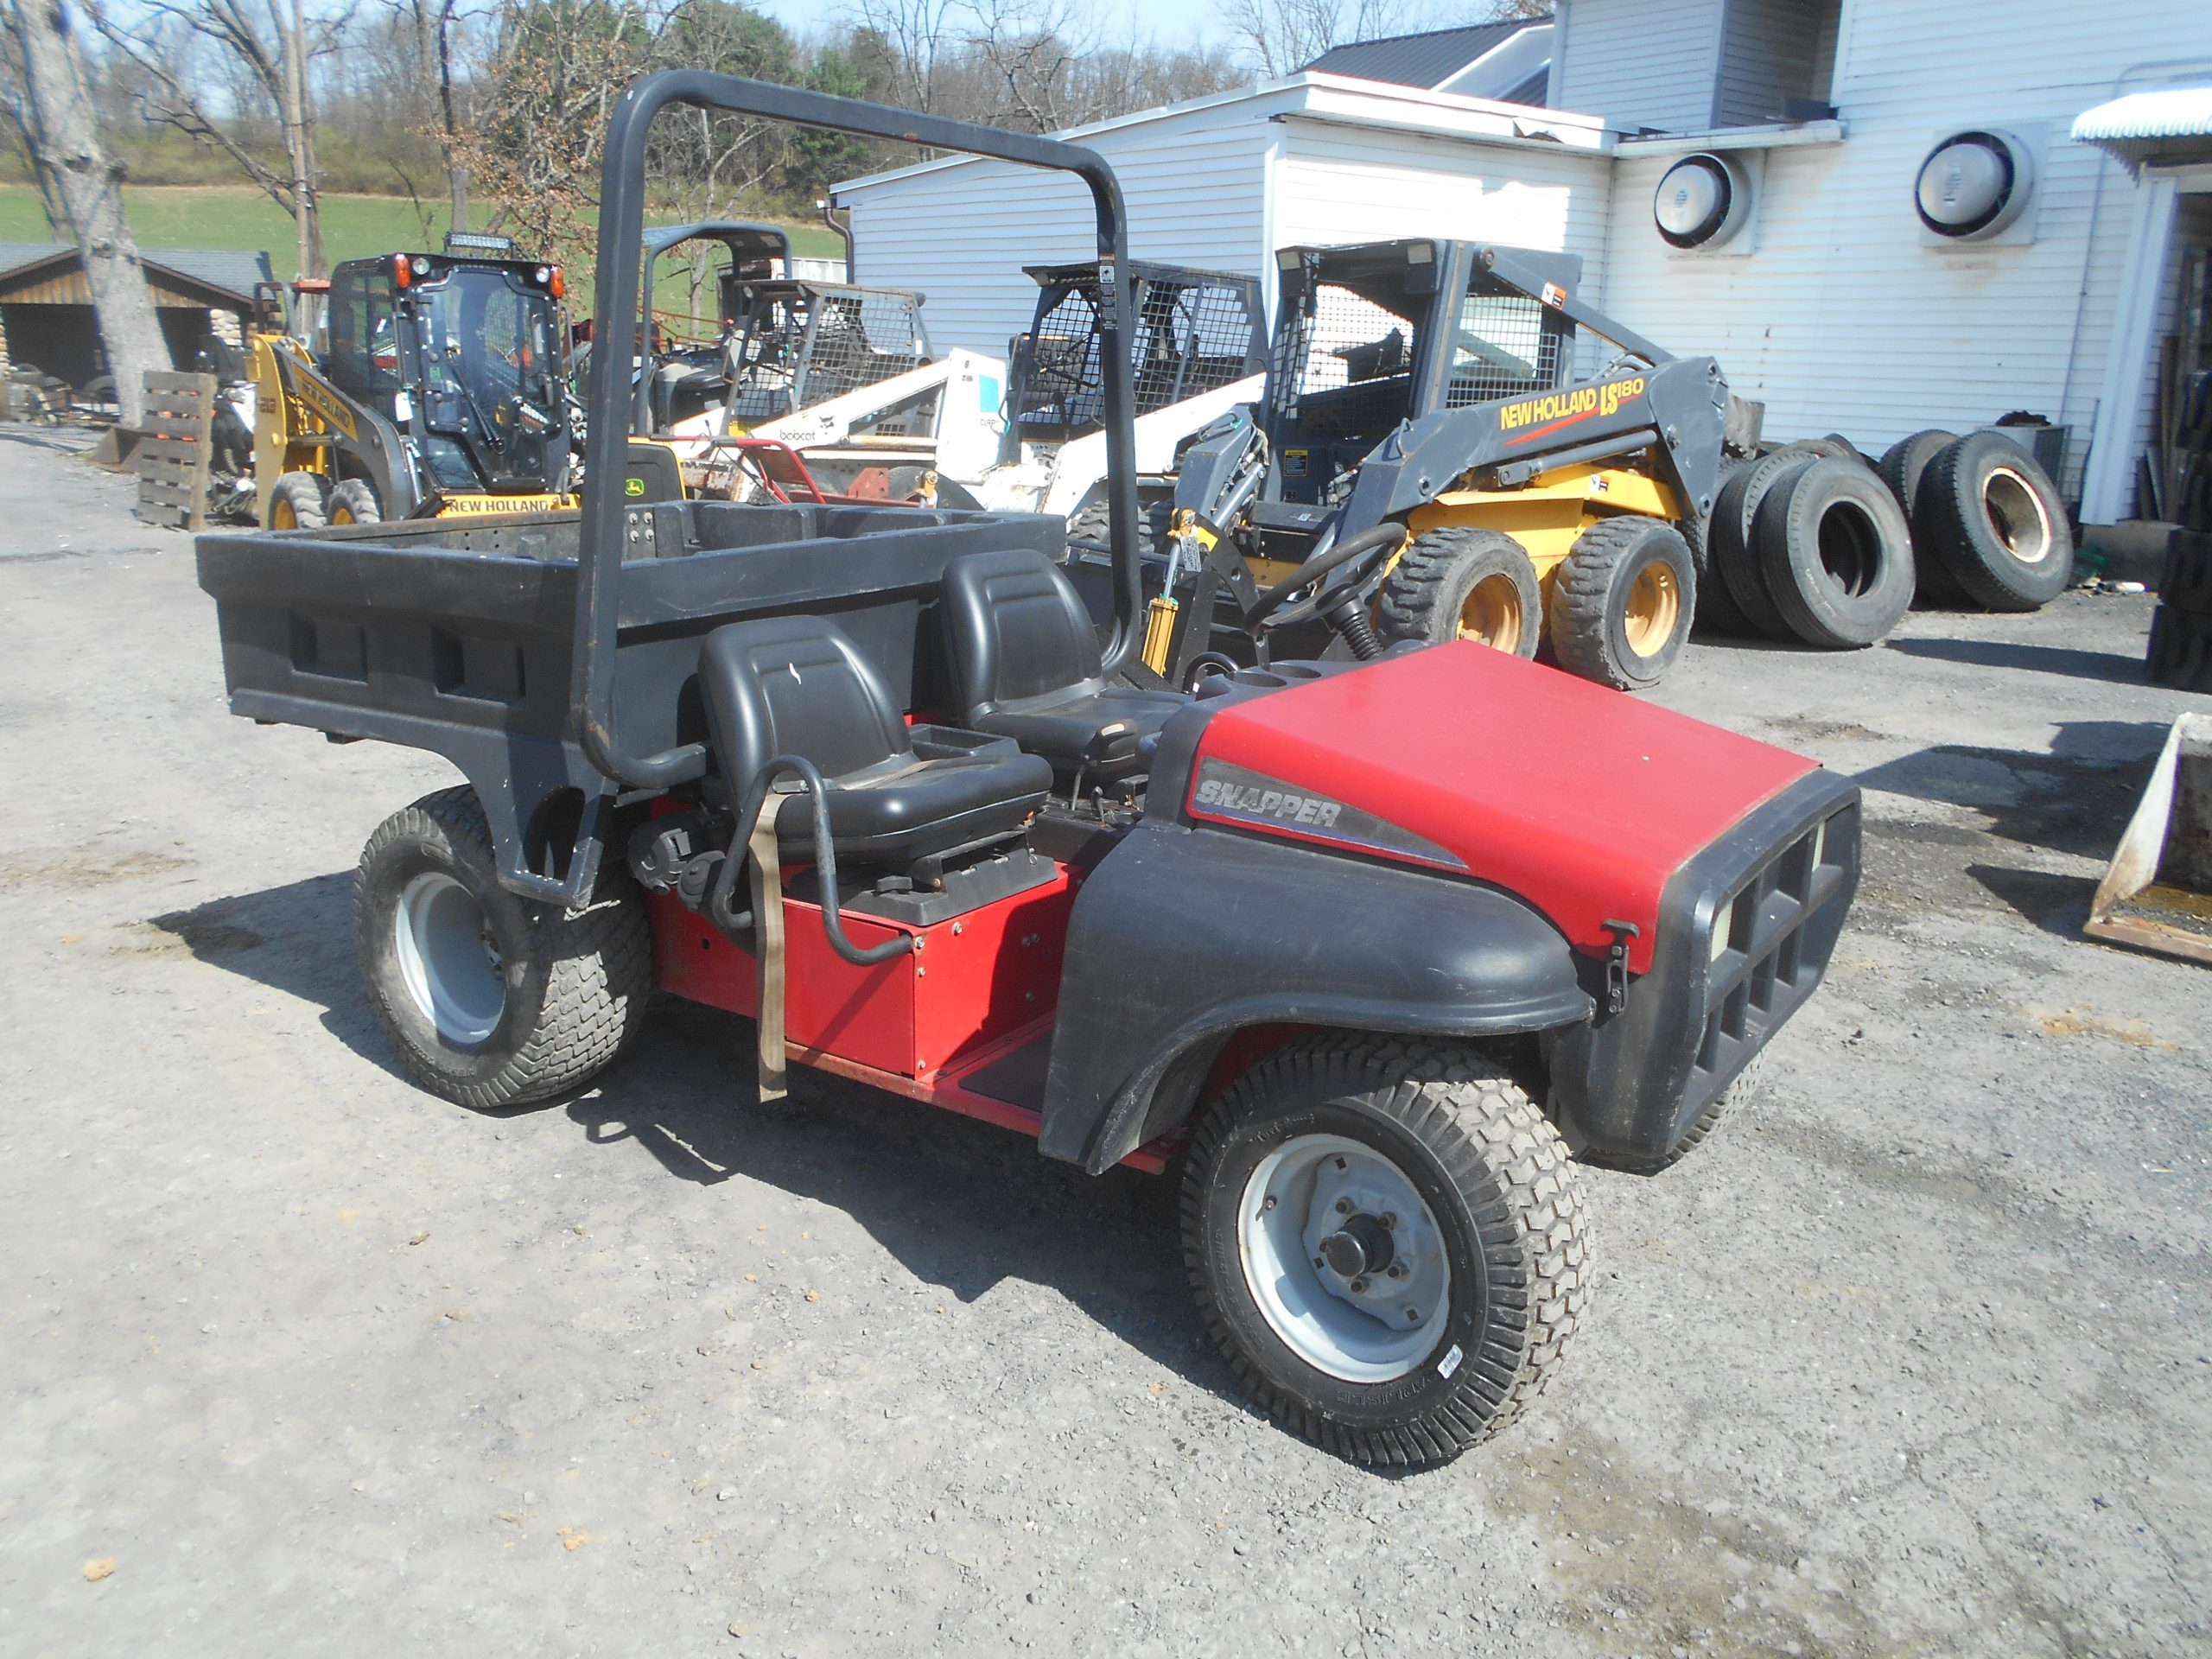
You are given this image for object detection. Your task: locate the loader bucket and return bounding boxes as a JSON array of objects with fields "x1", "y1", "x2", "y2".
[{"x1": 2084, "y1": 714, "x2": 2212, "y2": 966}]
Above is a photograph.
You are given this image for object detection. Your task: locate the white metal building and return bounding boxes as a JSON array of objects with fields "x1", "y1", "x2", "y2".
[{"x1": 830, "y1": 1, "x2": 2212, "y2": 524}]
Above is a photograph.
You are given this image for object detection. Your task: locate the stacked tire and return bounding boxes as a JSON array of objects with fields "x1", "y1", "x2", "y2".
[
  {"x1": 1702, "y1": 442, "x2": 1916, "y2": 648},
  {"x1": 1878, "y1": 429, "x2": 2075, "y2": 611},
  {"x1": 2149, "y1": 530, "x2": 2212, "y2": 692}
]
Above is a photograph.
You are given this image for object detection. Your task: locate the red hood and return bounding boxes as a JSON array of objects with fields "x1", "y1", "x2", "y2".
[{"x1": 1187, "y1": 645, "x2": 1818, "y2": 972}]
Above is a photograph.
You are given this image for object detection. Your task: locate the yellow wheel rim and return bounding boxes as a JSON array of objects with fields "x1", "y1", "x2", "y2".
[
  {"x1": 1457, "y1": 575, "x2": 1525, "y2": 651},
  {"x1": 330, "y1": 505, "x2": 353, "y2": 525},
  {"x1": 269, "y1": 498, "x2": 296, "y2": 530},
  {"x1": 1624, "y1": 562, "x2": 1681, "y2": 658}
]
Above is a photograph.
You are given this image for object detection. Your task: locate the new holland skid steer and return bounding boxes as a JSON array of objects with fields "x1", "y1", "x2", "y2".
[
  {"x1": 1152, "y1": 239, "x2": 1752, "y2": 692},
  {"x1": 245, "y1": 233, "x2": 579, "y2": 528},
  {"x1": 195, "y1": 73, "x2": 1858, "y2": 1467}
]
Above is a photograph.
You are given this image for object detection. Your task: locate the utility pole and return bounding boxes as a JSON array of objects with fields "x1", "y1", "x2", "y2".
[
  {"x1": 280, "y1": 0, "x2": 326, "y2": 333},
  {"x1": 9, "y1": 0, "x2": 173, "y2": 427}
]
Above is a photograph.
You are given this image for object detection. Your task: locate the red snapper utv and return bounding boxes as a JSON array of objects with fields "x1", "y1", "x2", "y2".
[{"x1": 195, "y1": 73, "x2": 1860, "y2": 1465}]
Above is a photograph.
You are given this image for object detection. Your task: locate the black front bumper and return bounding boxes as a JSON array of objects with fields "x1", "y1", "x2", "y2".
[{"x1": 1545, "y1": 769, "x2": 1862, "y2": 1164}]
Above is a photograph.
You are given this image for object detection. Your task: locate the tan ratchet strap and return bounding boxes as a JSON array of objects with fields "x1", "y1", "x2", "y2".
[{"x1": 747, "y1": 786, "x2": 788, "y2": 1103}]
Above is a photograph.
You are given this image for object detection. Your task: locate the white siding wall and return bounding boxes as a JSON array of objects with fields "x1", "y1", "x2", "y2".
[
  {"x1": 1714, "y1": 0, "x2": 1840, "y2": 128},
  {"x1": 837, "y1": 95, "x2": 1287, "y2": 357},
  {"x1": 1555, "y1": 0, "x2": 1725, "y2": 133},
  {"x1": 1596, "y1": 0, "x2": 2200, "y2": 492}
]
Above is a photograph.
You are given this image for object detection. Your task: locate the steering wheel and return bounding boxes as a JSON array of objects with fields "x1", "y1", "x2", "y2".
[{"x1": 1243, "y1": 528, "x2": 1402, "y2": 633}]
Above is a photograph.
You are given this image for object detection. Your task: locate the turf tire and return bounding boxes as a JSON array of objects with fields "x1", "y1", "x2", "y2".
[
  {"x1": 1548, "y1": 515, "x2": 1696, "y2": 690},
  {"x1": 1376, "y1": 524, "x2": 1541, "y2": 656},
  {"x1": 1181, "y1": 1034, "x2": 1588, "y2": 1466},
  {"x1": 1913, "y1": 431, "x2": 2075, "y2": 611},
  {"x1": 354, "y1": 786, "x2": 652, "y2": 1109},
  {"x1": 1751, "y1": 454, "x2": 1916, "y2": 647}
]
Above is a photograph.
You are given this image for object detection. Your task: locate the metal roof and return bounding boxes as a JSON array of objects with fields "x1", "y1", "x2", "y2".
[
  {"x1": 2071, "y1": 86, "x2": 2212, "y2": 174},
  {"x1": 1302, "y1": 19, "x2": 1546, "y2": 92},
  {"x1": 0, "y1": 244, "x2": 271, "y2": 303}
]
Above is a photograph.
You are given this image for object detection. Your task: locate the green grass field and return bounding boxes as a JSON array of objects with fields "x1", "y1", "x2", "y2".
[{"x1": 0, "y1": 184, "x2": 843, "y2": 312}]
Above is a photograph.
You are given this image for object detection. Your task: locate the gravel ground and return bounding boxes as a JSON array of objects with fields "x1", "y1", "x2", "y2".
[{"x1": 1, "y1": 422, "x2": 2207, "y2": 1657}]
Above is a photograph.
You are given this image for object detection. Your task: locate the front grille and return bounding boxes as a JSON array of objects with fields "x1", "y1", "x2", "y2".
[{"x1": 1685, "y1": 803, "x2": 1859, "y2": 1109}]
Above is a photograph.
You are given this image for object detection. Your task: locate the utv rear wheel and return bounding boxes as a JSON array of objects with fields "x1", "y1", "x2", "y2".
[
  {"x1": 354, "y1": 786, "x2": 652, "y2": 1109},
  {"x1": 1549, "y1": 516, "x2": 1695, "y2": 690},
  {"x1": 1183, "y1": 1035, "x2": 1587, "y2": 1465},
  {"x1": 267, "y1": 470, "x2": 327, "y2": 531},
  {"x1": 328, "y1": 478, "x2": 382, "y2": 525},
  {"x1": 1376, "y1": 524, "x2": 1541, "y2": 656}
]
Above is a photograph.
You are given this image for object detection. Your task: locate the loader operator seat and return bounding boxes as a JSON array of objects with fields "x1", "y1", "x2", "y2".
[
  {"x1": 698, "y1": 614, "x2": 1052, "y2": 866},
  {"x1": 940, "y1": 549, "x2": 1186, "y2": 781}
]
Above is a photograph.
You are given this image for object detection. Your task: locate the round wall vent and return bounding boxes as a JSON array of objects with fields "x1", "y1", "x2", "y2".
[
  {"x1": 1915, "y1": 130, "x2": 2035, "y2": 240},
  {"x1": 1654, "y1": 153, "x2": 1752, "y2": 250}
]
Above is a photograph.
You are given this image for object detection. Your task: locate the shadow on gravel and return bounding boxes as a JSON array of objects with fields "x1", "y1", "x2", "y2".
[
  {"x1": 1852, "y1": 721, "x2": 2162, "y2": 861},
  {"x1": 1965, "y1": 863, "x2": 2101, "y2": 936},
  {"x1": 143, "y1": 874, "x2": 1241, "y2": 1407},
  {"x1": 1884, "y1": 634, "x2": 2145, "y2": 683}
]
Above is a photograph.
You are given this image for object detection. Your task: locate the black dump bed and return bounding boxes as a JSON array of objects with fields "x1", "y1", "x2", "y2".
[{"x1": 198, "y1": 502, "x2": 1065, "y2": 900}]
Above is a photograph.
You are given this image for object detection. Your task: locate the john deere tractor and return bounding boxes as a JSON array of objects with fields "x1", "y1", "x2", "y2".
[
  {"x1": 247, "y1": 233, "x2": 578, "y2": 528},
  {"x1": 1154, "y1": 239, "x2": 1756, "y2": 691}
]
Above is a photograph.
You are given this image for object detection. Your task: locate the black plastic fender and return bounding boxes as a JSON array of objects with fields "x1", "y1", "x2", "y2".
[{"x1": 1037, "y1": 820, "x2": 1592, "y2": 1173}]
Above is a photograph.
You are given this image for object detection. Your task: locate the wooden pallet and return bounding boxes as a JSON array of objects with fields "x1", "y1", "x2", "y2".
[{"x1": 135, "y1": 371, "x2": 217, "y2": 532}]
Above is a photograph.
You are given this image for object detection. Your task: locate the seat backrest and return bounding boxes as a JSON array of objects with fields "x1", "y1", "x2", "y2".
[
  {"x1": 698, "y1": 614, "x2": 909, "y2": 791},
  {"x1": 941, "y1": 548, "x2": 1102, "y2": 715}
]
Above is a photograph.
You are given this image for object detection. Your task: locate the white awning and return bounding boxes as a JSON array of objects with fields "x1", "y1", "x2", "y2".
[{"x1": 2072, "y1": 86, "x2": 2212, "y2": 175}]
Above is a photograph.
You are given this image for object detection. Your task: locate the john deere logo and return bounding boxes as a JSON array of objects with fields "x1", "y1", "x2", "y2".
[{"x1": 624, "y1": 476, "x2": 645, "y2": 498}]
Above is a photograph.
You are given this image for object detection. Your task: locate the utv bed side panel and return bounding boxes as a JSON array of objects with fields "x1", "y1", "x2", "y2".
[{"x1": 196, "y1": 503, "x2": 1065, "y2": 896}]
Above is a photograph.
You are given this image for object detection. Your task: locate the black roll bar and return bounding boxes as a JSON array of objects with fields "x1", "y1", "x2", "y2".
[{"x1": 575, "y1": 71, "x2": 1143, "y2": 790}]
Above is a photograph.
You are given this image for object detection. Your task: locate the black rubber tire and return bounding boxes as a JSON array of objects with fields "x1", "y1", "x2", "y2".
[
  {"x1": 1688, "y1": 459, "x2": 1758, "y2": 636},
  {"x1": 1711, "y1": 448, "x2": 1815, "y2": 640},
  {"x1": 354, "y1": 786, "x2": 652, "y2": 1109},
  {"x1": 328, "y1": 478, "x2": 382, "y2": 525},
  {"x1": 1752, "y1": 454, "x2": 1916, "y2": 648},
  {"x1": 1181, "y1": 1033, "x2": 1588, "y2": 1466},
  {"x1": 1874, "y1": 429, "x2": 1966, "y2": 605},
  {"x1": 1806, "y1": 434, "x2": 1862, "y2": 463},
  {"x1": 1065, "y1": 489, "x2": 1173, "y2": 555},
  {"x1": 1913, "y1": 431, "x2": 2075, "y2": 611},
  {"x1": 1376, "y1": 524, "x2": 1541, "y2": 656},
  {"x1": 1548, "y1": 515, "x2": 1696, "y2": 690},
  {"x1": 1590, "y1": 1050, "x2": 1770, "y2": 1174},
  {"x1": 267, "y1": 470, "x2": 328, "y2": 531}
]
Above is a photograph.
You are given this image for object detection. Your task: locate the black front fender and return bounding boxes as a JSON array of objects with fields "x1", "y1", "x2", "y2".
[{"x1": 1038, "y1": 821, "x2": 1592, "y2": 1173}]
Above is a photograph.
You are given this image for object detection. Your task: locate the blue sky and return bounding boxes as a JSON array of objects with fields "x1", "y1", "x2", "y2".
[{"x1": 750, "y1": 0, "x2": 1237, "y2": 51}]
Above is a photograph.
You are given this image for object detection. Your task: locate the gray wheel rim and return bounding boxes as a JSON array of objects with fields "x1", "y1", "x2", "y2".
[
  {"x1": 1237, "y1": 1133, "x2": 1451, "y2": 1383},
  {"x1": 1983, "y1": 467, "x2": 2052, "y2": 565},
  {"x1": 393, "y1": 870, "x2": 505, "y2": 1045}
]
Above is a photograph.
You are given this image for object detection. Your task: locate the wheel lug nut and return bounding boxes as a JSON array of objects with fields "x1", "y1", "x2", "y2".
[
  {"x1": 1262, "y1": 1195, "x2": 1276, "y2": 1211},
  {"x1": 1334, "y1": 1198, "x2": 1352, "y2": 1215},
  {"x1": 1387, "y1": 1262, "x2": 1408, "y2": 1279},
  {"x1": 1350, "y1": 1276, "x2": 1370, "y2": 1294},
  {"x1": 1379, "y1": 1212, "x2": 1397, "y2": 1230}
]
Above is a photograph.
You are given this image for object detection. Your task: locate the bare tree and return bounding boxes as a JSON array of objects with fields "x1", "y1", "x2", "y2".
[
  {"x1": 4, "y1": 0, "x2": 173, "y2": 423},
  {"x1": 1217, "y1": 0, "x2": 1484, "y2": 77},
  {"x1": 401, "y1": 0, "x2": 468, "y2": 227},
  {"x1": 842, "y1": 0, "x2": 960, "y2": 115},
  {"x1": 90, "y1": 0, "x2": 351, "y2": 297}
]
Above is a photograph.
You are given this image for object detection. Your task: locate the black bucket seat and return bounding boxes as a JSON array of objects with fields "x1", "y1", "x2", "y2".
[
  {"x1": 939, "y1": 548, "x2": 1185, "y2": 781},
  {"x1": 698, "y1": 614, "x2": 1052, "y2": 865}
]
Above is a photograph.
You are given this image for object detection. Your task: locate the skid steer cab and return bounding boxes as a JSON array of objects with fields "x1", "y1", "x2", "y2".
[
  {"x1": 247, "y1": 234, "x2": 582, "y2": 530},
  {"x1": 1151, "y1": 239, "x2": 1760, "y2": 694},
  {"x1": 195, "y1": 72, "x2": 1859, "y2": 1468}
]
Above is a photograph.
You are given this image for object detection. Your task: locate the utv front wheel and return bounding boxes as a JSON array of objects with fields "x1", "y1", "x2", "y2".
[
  {"x1": 354, "y1": 786, "x2": 652, "y2": 1109},
  {"x1": 1182, "y1": 1036, "x2": 1588, "y2": 1465}
]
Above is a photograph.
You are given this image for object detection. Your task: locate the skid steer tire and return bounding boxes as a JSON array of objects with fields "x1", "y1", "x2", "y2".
[
  {"x1": 1376, "y1": 524, "x2": 1541, "y2": 656},
  {"x1": 328, "y1": 479, "x2": 383, "y2": 525},
  {"x1": 1549, "y1": 516, "x2": 1696, "y2": 690},
  {"x1": 267, "y1": 470, "x2": 328, "y2": 531},
  {"x1": 1181, "y1": 1033, "x2": 1588, "y2": 1467},
  {"x1": 1875, "y1": 429, "x2": 1966, "y2": 605},
  {"x1": 1712, "y1": 449, "x2": 1813, "y2": 640},
  {"x1": 1687, "y1": 460, "x2": 1758, "y2": 637},
  {"x1": 1752, "y1": 454, "x2": 1916, "y2": 648},
  {"x1": 1914, "y1": 432, "x2": 2075, "y2": 612},
  {"x1": 354, "y1": 786, "x2": 652, "y2": 1109}
]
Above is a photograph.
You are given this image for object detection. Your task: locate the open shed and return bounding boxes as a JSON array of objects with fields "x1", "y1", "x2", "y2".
[{"x1": 0, "y1": 245, "x2": 272, "y2": 394}]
